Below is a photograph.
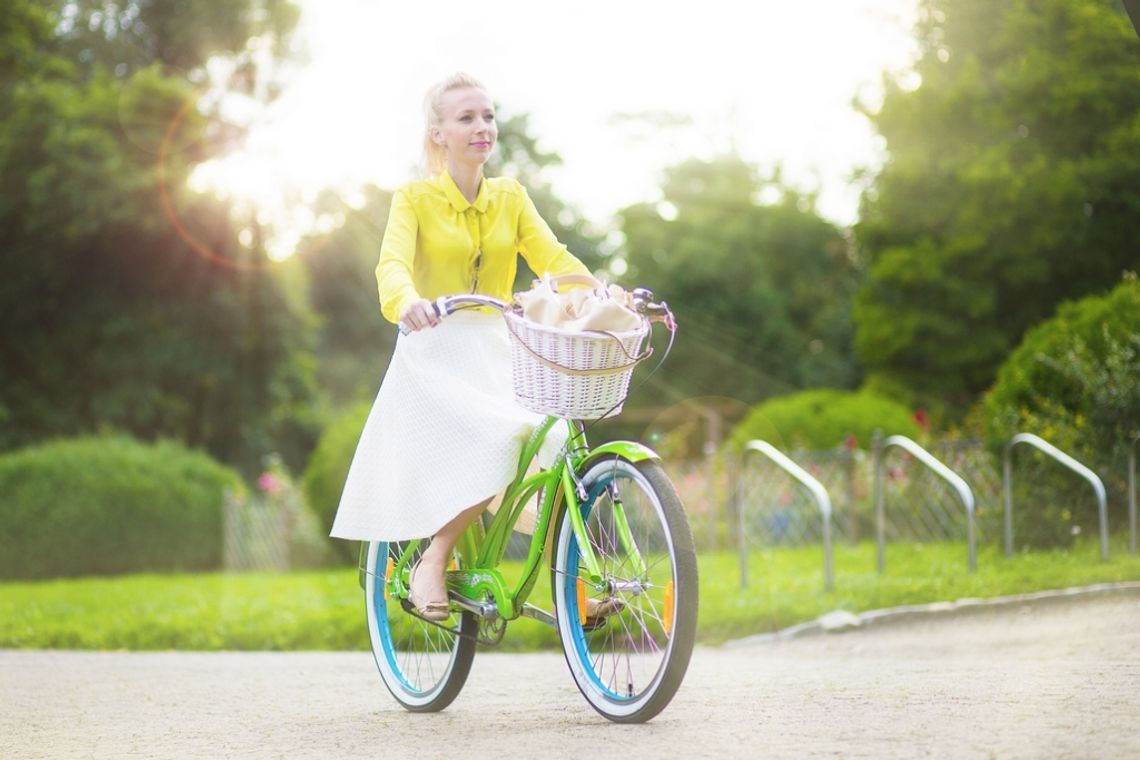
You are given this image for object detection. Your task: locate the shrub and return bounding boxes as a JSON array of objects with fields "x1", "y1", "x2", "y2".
[
  {"x1": 302, "y1": 401, "x2": 370, "y2": 562},
  {"x1": 729, "y1": 388, "x2": 920, "y2": 452},
  {"x1": 981, "y1": 274, "x2": 1140, "y2": 547},
  {"x1": 0, "y1": 436, "x2": 242, "y2": 579}
]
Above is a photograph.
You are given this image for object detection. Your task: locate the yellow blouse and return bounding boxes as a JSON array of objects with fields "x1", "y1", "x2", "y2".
[{"x1": 375, "y1": 169, "x2": 590, "y2": 323}]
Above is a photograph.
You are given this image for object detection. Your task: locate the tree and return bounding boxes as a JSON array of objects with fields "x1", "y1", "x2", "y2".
[
  {"x1": 618, "y1": 155, "x2": 859, "y2": 407},
  {"x1": 854, "y1": 0, "x2": 1140, "y2": 412},
  {"x1": 0, "y1": 0, "x2": 319, "y2": 475},
  {"x1": 46, "y1": 0, "x2": 300, "y2": 81}
]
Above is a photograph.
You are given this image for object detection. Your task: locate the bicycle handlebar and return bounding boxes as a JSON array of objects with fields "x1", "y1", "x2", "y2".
[{"x1": 397, "y1": 288, "x2": 674, "y2": 336}]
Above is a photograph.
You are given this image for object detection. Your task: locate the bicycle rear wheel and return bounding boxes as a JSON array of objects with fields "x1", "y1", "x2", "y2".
[
  {"x1": 551, "y1": 457, "x2": 698, "y2": 723},
  {"x1": 364, "y1": 541, "x2": 476, "y2": 712}
]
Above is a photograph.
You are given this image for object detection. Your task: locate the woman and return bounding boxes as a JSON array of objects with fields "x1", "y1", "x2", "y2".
[{"x1": 330, "y1": 73, "x2": 590, "y2": 620}]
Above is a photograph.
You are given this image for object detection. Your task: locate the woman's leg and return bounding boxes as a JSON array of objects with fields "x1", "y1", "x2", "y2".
[{"x1": 410, "y1": 497, "x2": 491, "y2": 607}]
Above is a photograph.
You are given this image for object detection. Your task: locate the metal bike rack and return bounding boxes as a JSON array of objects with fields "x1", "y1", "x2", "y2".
[
  {"x1": 1129, "y1": 433, "x2": 1139, "y2": 555},
  {"x1": 874, "y1": 435, "x2": 976, "y2": 572},
  {"x1": 1003, "y1": 433, "x2": 1108, "y2": 560},
  {"x1": 739, "y1": 440, "x2": 834, "y2": 591}
]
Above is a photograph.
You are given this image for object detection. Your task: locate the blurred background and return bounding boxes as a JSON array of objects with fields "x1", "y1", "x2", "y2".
[{"x1": 1, "y1": 0, "x2": 1138, "y2": 590}]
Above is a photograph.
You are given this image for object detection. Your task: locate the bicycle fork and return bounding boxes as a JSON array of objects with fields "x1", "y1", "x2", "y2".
[{"x1": 561, "y1": 461, "x2": 649, "y2": 593}]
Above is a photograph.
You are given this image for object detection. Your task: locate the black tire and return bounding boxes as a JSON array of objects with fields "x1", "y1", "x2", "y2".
[{"x1": 551, "y1": 457, "x2": 699, "y2": 722}]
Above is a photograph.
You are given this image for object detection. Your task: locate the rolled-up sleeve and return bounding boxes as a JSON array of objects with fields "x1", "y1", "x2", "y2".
[
  {"x1": 515, "y1": 185, "x2": 590, "y2": 280},
  {"x1": 375, "y1": 189, "x2": 421, "y2": 324}
]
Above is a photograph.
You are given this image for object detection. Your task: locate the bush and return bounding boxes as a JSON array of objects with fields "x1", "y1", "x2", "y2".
[
  {"x1": 0, "y1": 436, "x2": 242, "y2": 579},
  {"x1": 982, "y1": 273, "x2": 1140, "y2": 547},
  {"x1": 302, "y1": 401, "x2": 371, "y2": 562},
  {"x1": 730, "y1": 388, "x2": 920, "y2": 452}
]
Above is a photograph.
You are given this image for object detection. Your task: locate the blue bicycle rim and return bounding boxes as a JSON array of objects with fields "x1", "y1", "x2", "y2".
[{"x1": 563, "y1": 479, "x2": 635, "y2": 702}]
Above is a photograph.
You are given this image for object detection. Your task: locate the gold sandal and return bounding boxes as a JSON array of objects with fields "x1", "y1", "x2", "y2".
[
  {"x1": 408, "y1": 560, "x2": 450, "y2": 621},
  {"x1": 583, "y1": 596, "x2": 625, "y2": 628}
]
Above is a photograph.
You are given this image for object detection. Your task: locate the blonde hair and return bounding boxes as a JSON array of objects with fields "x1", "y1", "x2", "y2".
[{"x1": 422, "y1": 72, "x2": 487, "y2": 177}]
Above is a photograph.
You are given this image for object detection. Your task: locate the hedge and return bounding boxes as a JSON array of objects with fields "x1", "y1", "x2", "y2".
[
  {"x1": 730, "y1": 388, "x2": 920, "y2": 451},
  {"x1": 0, "y1": 435, "x2": 242, "y2": 579},
  {"x1": 981, "y1": 274, "x2": 1139, "y2": 547}
]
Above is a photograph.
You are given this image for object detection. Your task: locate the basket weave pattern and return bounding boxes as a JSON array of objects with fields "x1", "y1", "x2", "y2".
[{"x1": 504, "y1": 310, "x2": 649, "y2": 420}]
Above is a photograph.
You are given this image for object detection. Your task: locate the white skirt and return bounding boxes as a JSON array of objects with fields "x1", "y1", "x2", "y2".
[{"x1": 330, "y1": 311, "x2": 566, "y2": 541}]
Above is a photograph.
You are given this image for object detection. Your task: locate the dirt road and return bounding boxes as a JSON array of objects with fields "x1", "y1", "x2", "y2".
[{"x1": 3, "y1": 592, "x2": 1138, "y2": 759}]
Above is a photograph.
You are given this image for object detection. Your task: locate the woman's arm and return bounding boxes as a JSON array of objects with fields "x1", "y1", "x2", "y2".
[
  {"x1": 375, "y1": 189, "x2": 424, "y2": 324},
  {"x1": 515, "y1": 185, "x2": 591, "y2": 279}
]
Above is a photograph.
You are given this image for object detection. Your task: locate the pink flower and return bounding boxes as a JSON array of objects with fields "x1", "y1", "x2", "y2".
[{"x1": 257, "y1": 472, "x2": 281, "y2": 494}]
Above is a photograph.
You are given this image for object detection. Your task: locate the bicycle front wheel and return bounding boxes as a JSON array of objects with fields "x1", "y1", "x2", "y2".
[
  {"x1": 363, "y1": 540, "x2": 476, "y2": 712},
  {"x1": 551, "y1": 457, "x2": 698, "y2": 723}
]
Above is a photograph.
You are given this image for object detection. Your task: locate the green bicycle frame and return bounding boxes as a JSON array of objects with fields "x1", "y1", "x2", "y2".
[{"x1": 366, "y1": 414, "x2": 662, "y2": 623}]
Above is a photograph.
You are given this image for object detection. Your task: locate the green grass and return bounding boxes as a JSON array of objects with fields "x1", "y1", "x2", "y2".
[{"x1": 2, "y1": 538, "x2": 1139, "y2": 651}]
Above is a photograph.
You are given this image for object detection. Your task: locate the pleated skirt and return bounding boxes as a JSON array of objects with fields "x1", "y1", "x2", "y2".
[{"x1": 329, "y1": 311, "x2": 565, "y2": 541}]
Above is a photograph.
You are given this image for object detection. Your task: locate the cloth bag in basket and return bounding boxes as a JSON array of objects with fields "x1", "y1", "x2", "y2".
[{"x1": 514, "y1": 275, "x2": 641, "y2": 332}]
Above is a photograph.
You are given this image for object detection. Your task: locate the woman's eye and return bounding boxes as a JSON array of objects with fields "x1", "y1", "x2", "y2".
[{"x1": 459, "y1": 115, "x2": 473, "y2": 122}]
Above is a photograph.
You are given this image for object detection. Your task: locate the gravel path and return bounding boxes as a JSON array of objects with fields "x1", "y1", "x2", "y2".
[{"x1": 3, "y1": 592, "x2": 1138, "y2": 759}]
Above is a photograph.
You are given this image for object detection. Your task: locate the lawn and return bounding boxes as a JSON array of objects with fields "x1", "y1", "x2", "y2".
[{"x1": 2, "y1": 538, "x2": 1139, "y2": 651}]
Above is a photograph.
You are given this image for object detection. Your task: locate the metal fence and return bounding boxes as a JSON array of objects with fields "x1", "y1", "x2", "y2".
[
  {"x1": 223, "y1": 482, "x2": 332, "y2": 572},
  {"x1": 726, "y1": 434, "x2": 1136, "y2": 572},
  {"x1": 731, "y1": 439, "x2": 1004, "y2": 551}
]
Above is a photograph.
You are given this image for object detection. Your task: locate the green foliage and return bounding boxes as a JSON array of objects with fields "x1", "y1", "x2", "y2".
[
  {"x1": 4, "y1": 540, "x2": 1140, "y2": 649},
  {"x1": 855, "y1": 0, "x2": 1140, "y2": 410},
  {"x1": 981, "y1": 274, "x2": 1140, "y2": 545},
  {"x1": 620, "y1": 155, "x2": 860, "y2": 406},
  {"x1": 984, "y1": 274, "x2": 1140, "y2": 448},
  {"x1": 45, "y1": 0, "x2": 300, "y2": 80},
  {"x1": 302, "y1": 401, "x2": 371, "y2": 562},
  {"x1": 0, "y1": 2, "x2": 322, "y2": 476},
  {"x1": 731, "y1": 389, "x2": 920, "y2": 451},
  {"x1": 0, "y1": 436, "x2": 243, "y2": 580}
]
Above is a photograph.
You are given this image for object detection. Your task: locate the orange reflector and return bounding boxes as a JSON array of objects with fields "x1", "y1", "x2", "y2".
[
  {"x1": 663, "y1": 581, "x2": 675, "y2": 634},
  {"x1": 577, "y1": 578, "x2": 588, "y2": 626},
  {"x1": 384, "y1": 557, "x2": 394, "y2": 601}
]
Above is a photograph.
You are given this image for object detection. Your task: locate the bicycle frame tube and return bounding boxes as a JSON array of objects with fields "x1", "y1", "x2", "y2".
[
  {"x1": 448, "y1": 416, "x2": 577, "y2": 619},
  {"x1": 475, "y1": 416, "x2": 561, "y2": 567}
]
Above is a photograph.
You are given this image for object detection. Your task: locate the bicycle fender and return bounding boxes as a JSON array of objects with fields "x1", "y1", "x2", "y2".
[{"x1": 578, "y1": 441, "x2": 661, "y2": 472}]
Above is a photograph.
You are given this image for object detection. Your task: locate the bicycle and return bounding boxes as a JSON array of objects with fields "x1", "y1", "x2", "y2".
[{"x1": 357, "y1": 284, "x2": 698, "y2": 723}]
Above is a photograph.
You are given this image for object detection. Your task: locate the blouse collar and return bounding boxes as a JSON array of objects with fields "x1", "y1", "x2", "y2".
[{"x1": 439, "y1": 168, "x2": 490, "y2": 214}]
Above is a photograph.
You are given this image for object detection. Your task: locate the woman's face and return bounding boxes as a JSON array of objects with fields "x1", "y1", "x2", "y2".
[{"x1": 432, "y1": 86, "x2": 497, "y2": 170}]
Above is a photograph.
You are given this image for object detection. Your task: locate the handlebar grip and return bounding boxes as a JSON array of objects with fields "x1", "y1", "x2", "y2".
[{"x1": 396, "y1": 298, "x2": 447, "y2": 336}]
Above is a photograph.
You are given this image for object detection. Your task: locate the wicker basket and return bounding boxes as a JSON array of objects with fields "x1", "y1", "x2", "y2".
[{"x1": 503, "y1": 309, "x2": 651, "y2": 420}]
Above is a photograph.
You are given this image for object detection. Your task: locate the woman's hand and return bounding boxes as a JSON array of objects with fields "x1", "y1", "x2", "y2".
[{"x1": 399, "y1": 298, "x2": 440, "y2": 331}]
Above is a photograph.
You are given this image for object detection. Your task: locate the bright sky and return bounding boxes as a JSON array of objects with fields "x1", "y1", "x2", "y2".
[{"x1": 192, "y1": 0, "x2": 920, "y2": 259}]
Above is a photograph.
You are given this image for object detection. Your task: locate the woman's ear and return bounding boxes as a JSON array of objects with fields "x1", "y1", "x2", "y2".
[{"x1": 429, "y1": 126, "x2": 445, "y2": 146}]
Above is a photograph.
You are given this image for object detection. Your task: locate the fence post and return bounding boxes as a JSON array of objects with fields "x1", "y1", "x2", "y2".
[
  {"x1": 1003, "y1": 443, "x2": 1014, "y2": 556},
  {"x1": 873, "y1": 429, "x2": 885, "y2": 573},
  {"x1": 736, "y1": 450, "x2": 749, "y2": 589},
  {"x1": 843, "y1": 437, "x2": 858, "y2": 543},
  {"x1": 1129, "y1": 433, "x2": 1138, "y2": 555}
]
